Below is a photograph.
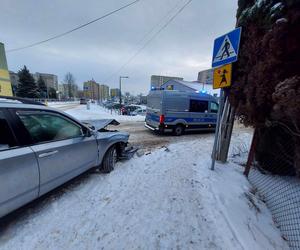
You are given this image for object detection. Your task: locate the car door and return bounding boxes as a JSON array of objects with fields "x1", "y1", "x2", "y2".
[
  {"x1": 14, "y1": 110, "x2": 98, "y2": 196},
  {"x1": 0, "y1": 109, "x2": 39, "y2": 218}
]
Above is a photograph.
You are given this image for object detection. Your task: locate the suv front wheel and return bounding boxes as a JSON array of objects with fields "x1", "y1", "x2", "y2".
[{"x1": 100, "y1": 146, "x2": 117, "y2": 173}]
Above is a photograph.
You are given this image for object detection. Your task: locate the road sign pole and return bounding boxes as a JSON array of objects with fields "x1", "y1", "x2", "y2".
[{"x1": 211, "y1": 88, "x2": 225, "y2": 170}]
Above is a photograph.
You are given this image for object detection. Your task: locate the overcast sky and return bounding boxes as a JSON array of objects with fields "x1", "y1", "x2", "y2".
[{"x1": 1, "y1": 0, "x2": 237, "y2": 95}]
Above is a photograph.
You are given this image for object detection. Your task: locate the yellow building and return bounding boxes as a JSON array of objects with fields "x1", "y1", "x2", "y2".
[
  {"x1": 83, "y1": 80, "x2": 100, "y2": 100},
  {"x1": 110, "y1": 88, "x2": 120, "y2": 99},
  {"x1": 0, "y1": 42, "x2": 13, "y2": 96},
  {"x1": 100, "y1": 84, "x2": 109, "y2": 101}
]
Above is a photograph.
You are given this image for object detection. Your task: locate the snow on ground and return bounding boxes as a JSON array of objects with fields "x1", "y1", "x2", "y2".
[
  {"x1": 63, "y1": 104, "x2": 146, "y2": 122},
  {"x1": 47, "y1": 101, "x2": 79, "y2": 108},
  {"x1": 0, "y1": 133, "x2": 287, "y2": 249}
]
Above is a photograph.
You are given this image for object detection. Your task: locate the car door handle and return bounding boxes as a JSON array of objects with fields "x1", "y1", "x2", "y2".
[{"x1": 39, "y1": 150, "x2": 59, "y2": 158}]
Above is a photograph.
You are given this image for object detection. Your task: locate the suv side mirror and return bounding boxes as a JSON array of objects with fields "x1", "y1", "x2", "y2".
[{"x1": 82, "y1": 127, "x2": 93, "y2": 137}]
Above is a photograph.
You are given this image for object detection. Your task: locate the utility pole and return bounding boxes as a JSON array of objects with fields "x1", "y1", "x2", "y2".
[{"x1": 119, "y1": 76, "x2": 129, "y2": 114}]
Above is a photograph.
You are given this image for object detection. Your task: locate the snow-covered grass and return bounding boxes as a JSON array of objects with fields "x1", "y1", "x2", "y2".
[
  {"x1": 48, "y1": 101, "x2": 79, "y2": 107},
  {"x1": 64, "y1": 104, "x2": 146, "y2": 122},
  {"x1": 0, "y1": 134, "x2": 287, "y2": 249}
]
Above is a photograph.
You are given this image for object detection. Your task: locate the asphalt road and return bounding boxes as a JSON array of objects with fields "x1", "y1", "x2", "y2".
[
  {"x1": 116, "y1": 121, "x2": 215, "y2": 152},
  {"x1": 50, "y1": 103, "x2": 80, "y2": 111}
]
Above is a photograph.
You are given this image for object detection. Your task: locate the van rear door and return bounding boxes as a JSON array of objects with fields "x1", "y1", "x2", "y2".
[{"x1": 146, "y1": 91, "x2": 163, "y2": 129}]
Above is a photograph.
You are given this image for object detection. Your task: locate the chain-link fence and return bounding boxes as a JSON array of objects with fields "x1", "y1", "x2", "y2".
[{"x1": 247, "y1": 123, "x2": 300, "y2": 249}]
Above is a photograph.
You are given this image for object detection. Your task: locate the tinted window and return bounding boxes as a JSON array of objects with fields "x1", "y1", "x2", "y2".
[
  {"x1": 17, "y1": 112, "x2": 83, "y2": 144},
  {"x1": 0, "y1": 111, "x2": 17, "y2": 151},
  {"x1": 210, "y1": 102, "x2": 219, "y2": 113},
  {"x1": 189, "y1": 100, "x2": 208, "y2": 113},
  {"x1": 165, "y1": 96, "x2": 189, "y2": 112}
]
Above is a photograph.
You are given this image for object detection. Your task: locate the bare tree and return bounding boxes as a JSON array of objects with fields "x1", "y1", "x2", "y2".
[{"x1": 64, "y1": 72, "x2": 76, "y2": 98}]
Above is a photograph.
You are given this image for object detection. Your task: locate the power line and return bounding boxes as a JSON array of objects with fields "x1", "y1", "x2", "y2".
[
  {"x1": 103, "y1": 0, "x2": 185, "y2": 82},
  {"x1": 103, "y1": 0, "x2": 193, "y2": 83},
  {"x1": 102, "y1": 0, "x2": 185, "y2": 82},
  {"x1": 7, "y1": 0, "x2": 141, "y2": 53},
  {"x1": 131, "y1": 0, "x2": 185, "y2": 51}
]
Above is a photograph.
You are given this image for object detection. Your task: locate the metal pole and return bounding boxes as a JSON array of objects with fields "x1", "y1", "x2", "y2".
[
  {"x1": 211, "y1": 89, "x2": 225, "y2": 170},
  {"x1": 119, "y1": 77, "x2": 122, "y2": 115}
]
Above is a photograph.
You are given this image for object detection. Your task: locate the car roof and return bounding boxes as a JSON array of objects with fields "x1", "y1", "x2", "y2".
[
  {"x1": 0, "y1": 102, "x2": 90, "y2": 128},
  {"x1": 0, "y1": 102, "x2": 52, "y2": 110}
]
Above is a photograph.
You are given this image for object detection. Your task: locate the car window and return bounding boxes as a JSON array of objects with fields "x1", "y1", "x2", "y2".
[
  {"x1": 189, "y1": 100, "x2": 208, "y2": 113},
  {"x1": 17, "y1": 112, "x2": 83, "y2": 144},
  {"x1": 210, "y1": 102, "x2": 219, "y2": 113},
  {"x1": 0, "y1": 111, "x2": 17, "y2": 151}
]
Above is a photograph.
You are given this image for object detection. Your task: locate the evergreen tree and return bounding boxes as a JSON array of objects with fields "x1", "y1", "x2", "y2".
[
  {"x1": 48, "y1": 87, "x2": 57, "y2": 99},
  {"x1": 37, "y1": 76, "x2": 47, "y2": 98},
  {"x1": 16, "y1": 66, "x2": 39, "y2": 98}
]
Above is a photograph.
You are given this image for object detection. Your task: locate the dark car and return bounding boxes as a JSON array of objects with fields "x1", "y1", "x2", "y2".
[
  {"x1": 121, "y1": 105, "x2": 140, "y2": 115},
  {"x1": 111, "y1": 103, "x2": 124, "y2": 110},
  {"x1": 80, "y1": 98, "x2": 87, "y2": 105}
]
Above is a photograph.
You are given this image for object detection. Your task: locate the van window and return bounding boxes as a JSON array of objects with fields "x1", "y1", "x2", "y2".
[
  {"x1": 0, "y1": 111, "x2": 17, "y2": 151},
  {"x1": 210, "y1": 102, "x2": 219, "y2": 113},
  {"x1": 189, "y1": 100, "x2": 208, "y2": 113},
  {"x1": 166, "y1": 96, "x2": 189, "y2": 112}
]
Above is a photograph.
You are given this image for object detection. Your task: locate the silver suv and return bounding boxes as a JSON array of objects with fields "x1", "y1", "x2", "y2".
[{"x1": 0, "y1": 97, "x2": 129, "y2": 218}]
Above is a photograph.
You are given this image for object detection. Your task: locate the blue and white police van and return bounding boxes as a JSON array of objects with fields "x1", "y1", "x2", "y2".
[{"x1": 145, "y1": 90, "x2": 219, "y2": 136}]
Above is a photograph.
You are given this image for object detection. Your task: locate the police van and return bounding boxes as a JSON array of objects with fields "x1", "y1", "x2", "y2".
[{"x1": 145, "y1": 90, "x2": 218, "y2": 136}]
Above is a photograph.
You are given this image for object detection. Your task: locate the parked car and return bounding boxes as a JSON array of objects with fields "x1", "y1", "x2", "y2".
[
  {"x1": 145, "y1": 90, "x2": 218, "y2": 136},
  {"x1": 80, "y1": 98, "x2": 87, "y2": 105},
  {"x1": 131, "y1": 107, "x2": 146, "y2": 116},
  {"x1": 111, "y1": 103, "x2": 124, "y2": 110},
  {"x1": 121, "y1": 105, "x2": 140, "y2": 115},
  {"x1": 0, "y1": 97, "x2": 130, "y2": 218}
]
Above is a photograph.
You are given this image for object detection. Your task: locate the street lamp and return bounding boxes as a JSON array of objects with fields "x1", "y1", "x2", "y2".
[{"x1": 119, "y1": 76, "x2": 129, "y2": 114}]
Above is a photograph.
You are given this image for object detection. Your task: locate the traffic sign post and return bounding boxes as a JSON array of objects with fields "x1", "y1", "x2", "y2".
[
  {"x1": 210, "y1": 27, "x2": 241, "y2": 171},
  {"x1": 213, "y1": 64, "x2": 232, "y2": 89},
  {"x1": 212, "y1": 27, "x2": 241, "y2": 68}
]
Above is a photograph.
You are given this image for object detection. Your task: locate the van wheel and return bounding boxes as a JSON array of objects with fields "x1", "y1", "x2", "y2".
[
  {"x1": 99, "y1": 146, "x2": 117, "y2": 173},
  {"x1": 173, "y1": 125, "x2": 184, "y2": 136}
]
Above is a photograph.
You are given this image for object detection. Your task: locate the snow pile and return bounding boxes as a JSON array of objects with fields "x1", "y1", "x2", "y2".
[
  {"x1": 48, "y1": 101, "x2": 79, "y2": 107},
  {"x1": 0, "y1": 136, "x2": 287, "y2": 249},
  {"x1": 64, "y1": 104, "x2": 146, "y2": 122}
]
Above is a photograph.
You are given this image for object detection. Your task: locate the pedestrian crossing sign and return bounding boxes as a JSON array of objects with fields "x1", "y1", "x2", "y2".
[
  {"x1": 212, "y1": 27, "x2": 241, "y2": 68},
  {"x1": 213, "y1": 64, "x2": 232, "y2": 89}
]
